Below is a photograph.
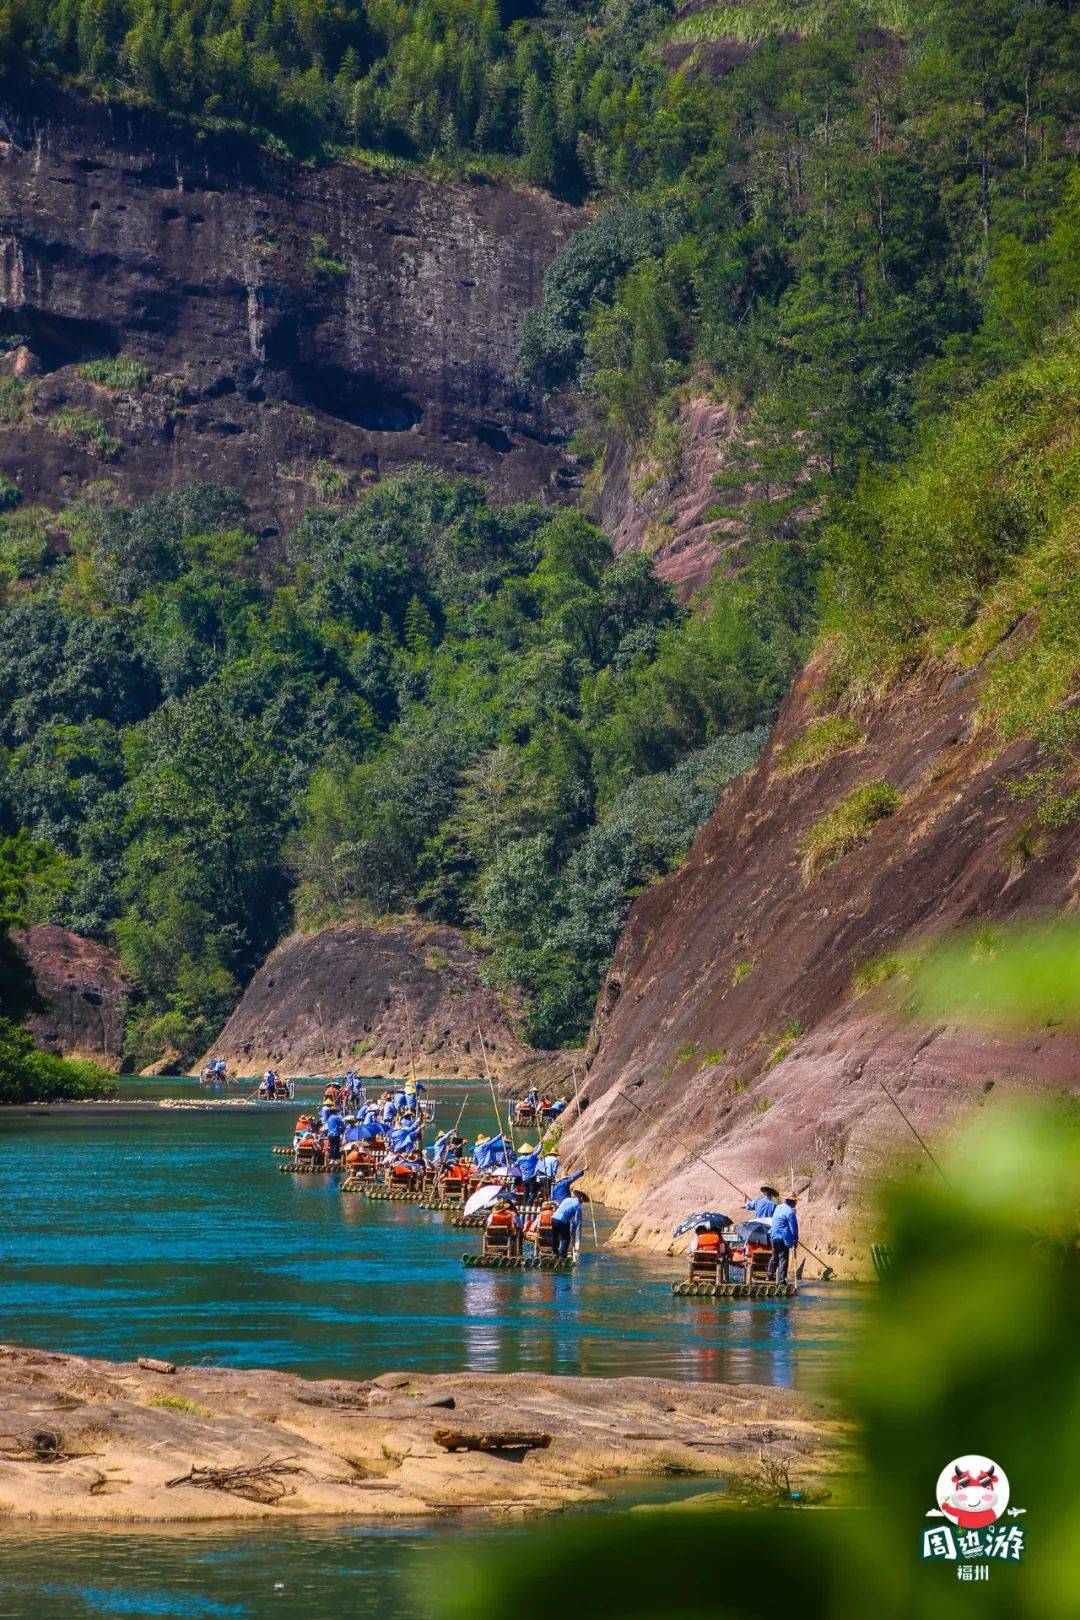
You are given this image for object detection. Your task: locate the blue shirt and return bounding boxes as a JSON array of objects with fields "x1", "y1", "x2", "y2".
[
  {"x1": 553, "y1": 1195, "x2": 581, "y2": 1229},
  {"x1": 772, "y1": 1204, "x2": 799, "y2": 1245},
  {"x1": 747, "y1": 1195, "x2": 777, "y2": 1219},
  {"x1": 551, "y1": 1169, "x2": 584, "y2": 1202},
  {"x1": 475, "y1": 1135, "x2": 508, "y2": 1170},
  {"x1": 514, "y1": 1151, "x2": 540, "y2": 1180},
  {"x1": 326, "y1": 1112, "x2": 343, "y2": 1136}
]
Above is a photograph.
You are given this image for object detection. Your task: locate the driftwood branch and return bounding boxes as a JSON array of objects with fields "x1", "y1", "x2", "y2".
[
  {"x1": 433, "y1": 1428, "x2": 552, "y2": 1454},
  {"x1": 138, "y1": 1357, "x2": 177, "y2": 1375},
  {"x1": 164, "y1": 1454, "x2": 309, "y2": 1505},
  {"x1": 0, "y1": 1428, "x2": 94, "y2": 1463}
]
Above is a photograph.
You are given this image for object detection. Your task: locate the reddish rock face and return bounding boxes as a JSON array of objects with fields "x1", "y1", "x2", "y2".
[
  {"x1": 594, "y1": 396, "x2": 748, "y2": 602},
  {"x1": 0, "y1": 87, "x2": 582, "y2": 531},
  {"x1": 205, "y1": 919, "x2": 573, "y2": 1082},
  {"x1": 563, "y1": 653, "x2": 1080, "y2": 1273},
  {"x1": 14, "y1": 924, "x2": 129, "y2": 1068}
]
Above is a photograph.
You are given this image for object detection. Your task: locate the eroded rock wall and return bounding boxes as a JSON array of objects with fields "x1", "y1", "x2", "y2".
[
  {"x1": 594, "y1": 395, "x2": 749, "y2": 602},
  {"x1": 14, "y1": 923, "x2": 129, "y2": 1067},
  {"x1": 0, "y1": 86, "x2": 582, "y2": 532},
  {"x1": 204, "y1": 918, "x2": 572, "y2": 1080},
  {"x1": 563, "y1": 652, "x2": 1080, "y2": 1273}
]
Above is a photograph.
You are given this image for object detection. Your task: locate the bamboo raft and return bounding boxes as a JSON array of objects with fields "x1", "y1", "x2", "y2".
[
  {"x1": 671, "y1": 1280, "x2": 797, "y2": 1298},
  {"x1": 346, "y1": 1182, "x2": 431, "y2": 1203},
  {"x1": 278, "y1": 1161, "x2": 345, "y2": 1175},
  {"x1": 462, "y1": 1254, "x2": 576, "y2": 1270}
]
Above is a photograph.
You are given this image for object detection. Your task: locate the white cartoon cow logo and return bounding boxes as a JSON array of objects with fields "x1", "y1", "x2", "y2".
[{"x1": 933, "y1": 1456, "x2": 1010, "y2": 1530}]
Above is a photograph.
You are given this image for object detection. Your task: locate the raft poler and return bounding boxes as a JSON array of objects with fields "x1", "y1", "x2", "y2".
[
  {"x1": 429, "y1": 1129, "x2": 456, "y2": 1169},
  {"x1": 746, "y1": 1185, "x2": 779, "y2": 1219},
  {"x1": 511, "y1": 1143, "x2": 541, "y2": 1204},
  {"x1": 389, "y1": 1115, "x2": 420, "y2": 1152},
  {"x1": 551, "y1": 1189, "x2": 586, "y2": 1260},
  {"x1": 474, "y1": 1133, "x2": 510, "y2": 1173},
  {"x1": 325, "y1": 1108, "x2": 345, "y2": 1161},
  {"x1": 551, "y1": 1166, "x2": 585, "y2": 1203}
]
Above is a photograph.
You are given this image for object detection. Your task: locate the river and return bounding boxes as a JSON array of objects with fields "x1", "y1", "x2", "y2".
[{"x1": 0, "y1": 1080, "x2": 863, "y2": 1617}]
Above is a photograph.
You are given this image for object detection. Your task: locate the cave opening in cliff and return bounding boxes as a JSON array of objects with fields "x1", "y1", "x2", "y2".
[
  {"x1": 0, "y1": 307, "x2": 120, "y2": 373},
  {"x1": 291, "y1": 362, "x2": 423, "y2": 433}
]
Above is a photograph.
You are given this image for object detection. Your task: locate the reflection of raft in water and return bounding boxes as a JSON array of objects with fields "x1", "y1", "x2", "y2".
[
  {"x1": 463, "y1": 1253, "x2": 576, "y2": 1270},
  {"x1": 672, "y1": 1279, "x2": 796, "y2": 1298}
]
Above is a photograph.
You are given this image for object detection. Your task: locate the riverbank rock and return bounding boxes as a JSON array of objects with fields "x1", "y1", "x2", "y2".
[
  {"x1": 565, "y1": 648, "x2": 1080, "y2": 1276},
  {"x1": 12, "y1": 926, "x2": 128, "y2": 1070},
  {"x1": 0, "y1": 1345, "x2": 849, "y2": 1522},
  {"x1": 204, "y1": 919, "x2": 576, "y2": 1081}
]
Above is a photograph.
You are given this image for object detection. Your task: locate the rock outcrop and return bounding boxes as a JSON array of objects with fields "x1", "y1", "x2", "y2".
[
  {"x1": 594, "y1": 395, "x2": 749, "y2": 602},
  {"x1": 13, "y1": 924, "x2": 128, "y2": 1068},
  {"x1": 0, "y1": 85, "x2": 581, "y2": 532},
  {"x1": 204, "y1": 919, "x2": 573, "y2": 1081},
  {"x1": 0, "y1": 1344, "x2": 847, "y2": 1521},
  {"x1": 563, "y1": 651, "x2": 1080, "y2": 1274}
]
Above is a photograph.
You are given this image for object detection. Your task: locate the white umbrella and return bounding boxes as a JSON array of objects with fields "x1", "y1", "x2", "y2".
[{"x1": 463, "y1": 1183, "x2": 504, "y2": 1218}]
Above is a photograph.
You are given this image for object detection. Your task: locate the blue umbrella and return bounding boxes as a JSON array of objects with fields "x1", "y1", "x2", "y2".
[{"x1": 672, "y1": 1211, "x2": 732, "y2": 1240}]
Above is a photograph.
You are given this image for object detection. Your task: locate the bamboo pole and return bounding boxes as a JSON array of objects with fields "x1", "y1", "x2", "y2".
[
  {"x1": 571, "y1": 1056, "x2": 599, "y2": 1249},
  {"x1": 316, "y1": 1000, "x2": 332, "y2": 1083},
  {"x1": 616, "y1": 1087, "x2": 835, "y2": 1279},
  {"x1": 878, "y1": 1080, "x2": 952, "y2": 1187},
  {"x1": 476, "y1": 1026, "x2": 513, "y2": 1159},
  {"x1": 403, "y1": 991, "x2": 418, "y2": 1090}
]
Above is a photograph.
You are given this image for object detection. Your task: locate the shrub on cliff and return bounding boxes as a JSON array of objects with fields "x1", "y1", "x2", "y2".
[{"x1": 0, "y1": 1019, "x2": 116, "y2": 1104}]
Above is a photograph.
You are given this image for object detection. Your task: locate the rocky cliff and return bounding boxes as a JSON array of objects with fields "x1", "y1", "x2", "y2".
[
  {"x1": 563, "y1": 651, "x2": 1080, "y2": 1274},
  {"x1": 0, "y1": 85, "x2": 581, "y2": 531},
  {"x1": 594, "y1": 394, "x2": 752, "y2": 602},
  {"x1": 205, "y1": 919, "x2": 577, "y2": 1084},
  {"x1": 14, "y1": 923, "x2": 129, "y2": 1067}
]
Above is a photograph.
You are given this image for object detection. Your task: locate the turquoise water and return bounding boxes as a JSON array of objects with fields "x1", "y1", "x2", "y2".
[
  {"x1": 0, "y1": 1484, "x2": 715, "y2": 1620},
  {"x1": 0, "y1": 1081, "x2": 857, "y2": 1387},
  {"x1": 0, "y1": 1080, "x2": 862, "y2": 1618}
]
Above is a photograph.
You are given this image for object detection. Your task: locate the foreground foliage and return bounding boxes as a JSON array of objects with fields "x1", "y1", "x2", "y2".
[{"x1": 425, "y1": 1094, "x2": 1080, "y2": 1619}]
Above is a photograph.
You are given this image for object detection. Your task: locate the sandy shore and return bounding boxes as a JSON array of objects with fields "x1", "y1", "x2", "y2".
[{"x1": 0, "y1": 1345, "x2": 849, "y2": 1522}]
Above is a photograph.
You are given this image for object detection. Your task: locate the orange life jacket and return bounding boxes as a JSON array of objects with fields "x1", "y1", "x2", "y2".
[
  {"x1": 488, "y1": 1208, "x2": 516, "y2": 1230},
  {"x1": 693, "y1": 1231, "x2": 721, "y2": 1253}
]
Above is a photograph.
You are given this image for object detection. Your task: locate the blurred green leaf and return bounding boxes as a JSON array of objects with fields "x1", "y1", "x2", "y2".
[
  {"x1": 903, "y1": 920, "x2": 1080, "y2": 1032},
  {"x1": 422, "y1": 1102, "x2": 1079, "y2": 1620}
]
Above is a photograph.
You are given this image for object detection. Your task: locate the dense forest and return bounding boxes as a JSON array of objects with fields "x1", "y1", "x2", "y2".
[
  {"x1": 0, "y1": 474, "x2": 783, "y2": 1061},
  {"x1": 0, "y1": 0, "x2": 1077, "y2": 1074}
]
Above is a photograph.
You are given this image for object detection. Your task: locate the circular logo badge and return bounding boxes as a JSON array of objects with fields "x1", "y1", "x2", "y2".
[{"x1": 936, "y1": 1456, "x2": 1010, "y2": 1529}]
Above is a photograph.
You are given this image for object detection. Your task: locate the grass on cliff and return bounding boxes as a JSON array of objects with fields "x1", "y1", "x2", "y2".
[
  {"x1": 80, "y1": 357, "x2": 151, "y2": 391},
  {"x1": 776, "y1": 715, "x2": 864, "y2": 775},
  {"x1": 824, "y1": 324, "x2": 1080, "y2": 691},
  {"x1": 823, "y1": 323, "x2": 1080, "y2": 825},
  {"x1": 0, "y1": 377, "x2": 27, "y2": 424},
  {"x1": 45, "y1": 407, "x2": 121, "y2": 461},
  {"x1": 670, "y1": 0, "x2": 910, "y2": 46},
  {"x1": 799, "y1": 780, "x2": 901, "y2": 880}
]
